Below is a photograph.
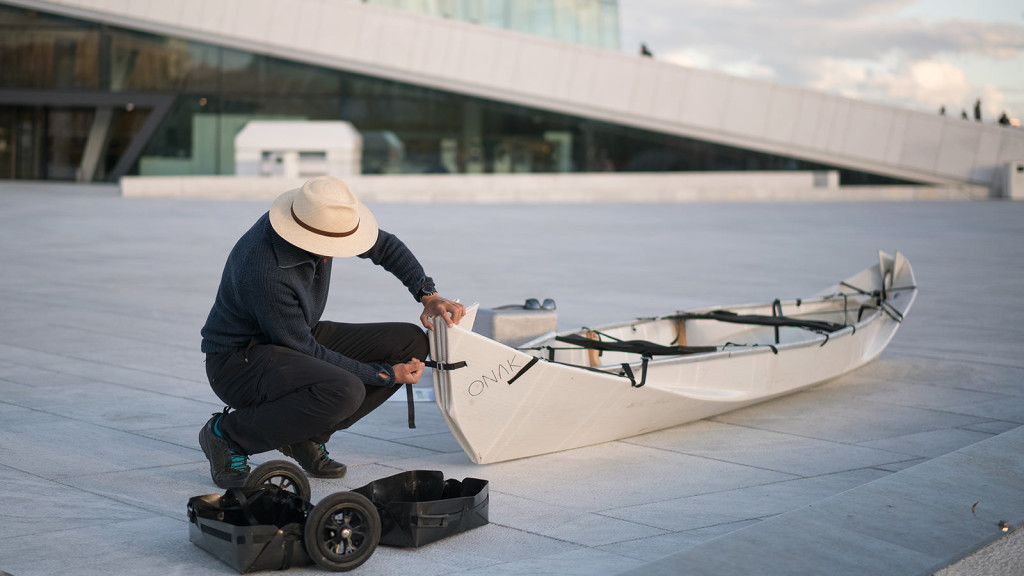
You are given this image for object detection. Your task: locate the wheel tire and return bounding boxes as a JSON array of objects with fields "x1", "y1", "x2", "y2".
[
  {"x1": 245, "y1": 460, "x2": 312, "y2": 501},
  {"x1": 304, "y1": 491, "x2": 381, "y2": 572}
]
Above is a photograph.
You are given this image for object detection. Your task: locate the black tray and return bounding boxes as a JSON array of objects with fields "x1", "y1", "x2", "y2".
[
  {"x1": 187, "y1": 487, "x2": 313, "y2": 573},
  {"x1": 352, "y1": 470, "x2": 488, "y2": 548}
]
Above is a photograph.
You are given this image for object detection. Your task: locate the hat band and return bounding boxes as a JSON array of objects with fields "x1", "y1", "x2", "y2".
[{"x1": 291, "y1": 205, "x2": 360, "y2": 238}]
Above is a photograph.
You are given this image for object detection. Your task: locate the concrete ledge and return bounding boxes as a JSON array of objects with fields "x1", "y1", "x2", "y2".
[
  {"x1": 474, "y1": 306, "x2": 558, "y2": 348},
  {"x1": 119, "y1": 173, "x2": 991, "y2": 202},
  {"x1": 621, "y1": 425, "x2": 1024, "y2": 576}
]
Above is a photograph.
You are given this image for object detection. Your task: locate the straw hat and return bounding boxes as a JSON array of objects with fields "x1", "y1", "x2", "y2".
[{"x1": 269, "y1": 176, "x2": 379, "y2": 257}]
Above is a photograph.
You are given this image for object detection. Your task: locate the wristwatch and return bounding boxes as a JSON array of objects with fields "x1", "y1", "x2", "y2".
[{"x1": 417, "y1": 285, "x2": 437, "y2": 302}]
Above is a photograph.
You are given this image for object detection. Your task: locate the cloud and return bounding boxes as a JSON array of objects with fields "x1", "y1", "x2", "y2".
[
  {"x1": 618, "y1": 0, "x2": 1024, "y2": 115},
  {"x1": 808, "y1": 58, "x2": 992, "y2": 113}
]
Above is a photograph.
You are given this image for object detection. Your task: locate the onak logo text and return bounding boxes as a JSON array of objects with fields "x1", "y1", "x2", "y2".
[{"x1": 467, "y1": 356, "x2": 523, "y2": 397}]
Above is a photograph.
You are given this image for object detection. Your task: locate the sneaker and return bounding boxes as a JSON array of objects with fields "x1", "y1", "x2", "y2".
[
  {"x1": 279, "y1": 440, "x2": 347, "y2": 478},
  {"x1": 198, "y1": 411, "x2": 250, "y2": 489}
]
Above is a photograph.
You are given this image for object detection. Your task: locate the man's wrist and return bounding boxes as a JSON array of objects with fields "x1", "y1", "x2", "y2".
[{"x1": 416, "y1": 284, "x2": 438, "y2": 302}]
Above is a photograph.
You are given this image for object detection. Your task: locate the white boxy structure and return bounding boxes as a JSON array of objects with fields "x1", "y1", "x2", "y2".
[
  {"x1": 1002, "y1": 161, "x2": 1024, "y2": 199},
  {"x1": 234, "y1": 121, "x2": 362, "y2": 178}
]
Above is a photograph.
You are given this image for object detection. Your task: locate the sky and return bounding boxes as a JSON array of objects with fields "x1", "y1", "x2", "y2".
[{"x1": 618, "y1": 0, "x2": 1024, "y2": 123}]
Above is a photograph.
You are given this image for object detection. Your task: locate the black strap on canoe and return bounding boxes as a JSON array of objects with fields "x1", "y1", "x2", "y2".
[
  {"x1": 424, "y1": 360, "x2": 468, "y2": 370},
  {"x1": 724, "y1": 341, "x2": 778, "y2": 354},
  {"x1": 507, "y1": 356, "x2": 540, "y2": 385},
  {"x1": 407, "y1": 360, "x2": 468, "y2": 429},
  {"x1": 772, "y1": 299, "x2": 783, "y2": 344},
  {"x1": 672, "y1": 310, "x2": 846, "y2": 334},
  {"x1": 404, "y1": 382, "x2": 415, "y2": 429},
  {"x1": 840, "y1": 281, "x2": 915, "y2": 323},
  {"x1": 619, "y1": 357, "x2": 650, "y2": 388},
  {"x1": 554, "y1": 333, "x2": 718, "y2": 356}
]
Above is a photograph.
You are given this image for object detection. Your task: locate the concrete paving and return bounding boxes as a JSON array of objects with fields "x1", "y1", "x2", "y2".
[{"x1": 0, "y1": 181, "x2": 1021, "y2": 576}]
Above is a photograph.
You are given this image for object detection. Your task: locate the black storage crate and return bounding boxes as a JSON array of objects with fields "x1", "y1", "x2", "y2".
[
  {"x1": 353, "y1": 470, "x2": 489, "y2": 548},
  {"x1": 187, "y1": 487, "x2": 314, "y2": 573}
]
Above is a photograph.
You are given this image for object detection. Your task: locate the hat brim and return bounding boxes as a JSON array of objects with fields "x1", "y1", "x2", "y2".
[{"x1": 269, "y1": 187, "x2": 379, "y2": 257}]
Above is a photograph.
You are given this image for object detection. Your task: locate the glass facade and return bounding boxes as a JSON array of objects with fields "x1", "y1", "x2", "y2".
[
  {"x1": 0, "y1": 4, "x2": 908, "y2": 185},
  {"x1": 362, "y1": 0, "x2": 620, "y2": 50}
]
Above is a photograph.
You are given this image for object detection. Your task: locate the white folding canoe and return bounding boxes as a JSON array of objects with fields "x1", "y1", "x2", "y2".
[{"x1": 428, "y1": 252, "x2": 916, "y2": 464}]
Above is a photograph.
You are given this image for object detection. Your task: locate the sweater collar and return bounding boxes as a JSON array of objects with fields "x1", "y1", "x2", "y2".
[{"x1": 267, "y1": 215, "x2": 321, "y2": 268}]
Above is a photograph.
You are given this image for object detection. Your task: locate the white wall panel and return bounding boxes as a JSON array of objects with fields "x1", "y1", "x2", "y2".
[
  {"x1": 178, "y1": 0, "x2": 206, "y2": 33},
  {"x1": 108, "y1": 0, "x2": 130, "y2": 10},
  {"x1": 679, "y1": 69, "x2": 730, "y2": 130},
  {"x1": 826, "y1": 98, "x2": 851, "y2": 154},
  {"x1": 456, "y1": 27, "x2": 501, "y2": 88},
  {"x1": 439, "y1": 27, "x2": 470, "y2": 80},
  {"x1": 353, "y1": 8, "x2": 389, "y2": 65},
  {"x1": 763, "y1": 86, "x2": 800, "y2": 144},
  {"x1": 147, "y1": 0, "x2": 181, "y2": 26},
  {"x1": 590, "y1": 54, "x2": 636, "y2": 111},
  {"x1": 266, "y1": 1, "x2": 305, "y2": 50},
  {"x1": 233, "y1": 0, "x2": 275, "y2": 42},
  {"x1": 313, "y1": 2, "x2": 360, "y2": 59},
  {"x1": 900, "y1": 115, "x2": 945, "y2": 172},
  {"x1": 142, "y1": 0, "x2": 178, "y2": 26},
  {"x1": 374, "y1": 13, "x2": 423, "y2": 75},
  {"x1": 883, "y1": 111, "x2": 909, "y2": 166},
  {"x1": 107, "y1": 0, "x2": 146, "y2": 20},
  {"x1": 513, "y1": 41, "x2": 566, "y2": 100},
  {"x1": 561, "y1": 50, "x2": 599, "y2": 104},
  {"x1": 410, "y1": 18, "x2": 454, "y2": 77},
  {"x1": 792, "y1": 92, "x2": 823, "y2": 149},
  {"x1": 490, "y1": 36, "x2": 523, "y2": 92},
  {"x1": 842, "y1": 104, "x2": 893, "y2": 163},
  {"x1": 87, "y1": 0, "x2": 131, "y2": 17},
  {"x1": 935, "y1": 121, "x2": 982, "y2": 179},
  {"x1": 649, "y1": 65, "x2": 688, "y2": 124},
  {"x1": 95, "y1": 0, "x2": 132, "y2": 15},
  {"x1": 969, "y1": 129, "x2": 1004, "y2": 183},
  {"x1": 812, "y1": 97, "x2": 838, "y2": 150},
  {"x1": 291, "y1": 1, "x2": 325, "y2": 52},
  {"x1": 125, "y1": 0, "x2": 148, "y2": 16},
  {"x1": 627, "y1": 58, "x2": 661, "y2": 118},
  {"x1": 997, "y1": 130, "x2": 1024, "y2": 164},
  {"x1": 723, "y1": 77, "x2": 770, "y2": 139}
]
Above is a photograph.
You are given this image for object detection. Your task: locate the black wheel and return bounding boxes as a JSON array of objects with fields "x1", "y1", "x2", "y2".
[
  {"x1": 245, "y1": 460, "x2": 312, "y2": 501},
  {"x1": 304, "y1": 491, "x2": 381, "y2": 571}
]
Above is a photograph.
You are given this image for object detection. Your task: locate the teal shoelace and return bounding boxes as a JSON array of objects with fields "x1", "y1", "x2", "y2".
[{"x1": 229, "y1": 449, "x2": 248, "y2": 472}]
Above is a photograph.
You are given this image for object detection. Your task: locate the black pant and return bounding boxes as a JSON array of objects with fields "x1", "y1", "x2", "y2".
[{"x1": 205, "y1": 321, "x2": 429, "y2": 455}]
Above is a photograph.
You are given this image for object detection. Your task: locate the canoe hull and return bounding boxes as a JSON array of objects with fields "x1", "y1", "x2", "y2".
[{"x1": 430, "y1": 252, "x2": 916, "y2": 464}]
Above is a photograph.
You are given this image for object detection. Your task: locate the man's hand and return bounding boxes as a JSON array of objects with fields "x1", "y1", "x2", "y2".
[
  {"x1": 391, "y1": 358, "x2": 426, "y2": 384},
  {"x1": 419, "y1": 294, "x2": 466, "y2": 330}
]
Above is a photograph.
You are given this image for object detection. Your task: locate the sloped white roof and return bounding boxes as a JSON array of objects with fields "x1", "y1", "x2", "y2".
[{"x1": 20, "y1": 0, "x2": 1024, "y2": 187}]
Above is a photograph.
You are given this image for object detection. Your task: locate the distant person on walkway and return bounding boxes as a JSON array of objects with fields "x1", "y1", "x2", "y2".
[
  {"x1": 999, "y1": 111, "x2": 1011, "y2": 126},
  {"x1": 641, "y1": 43, "x2": 653, "y2": 57},
  {"x1": 198, "y1": 176, "x2": 465, "y2": 488},
  {"x1": 974, "y1": 98, "x2": 982, "y2": 122},
  {"x1": 961, "y1": 109, "x2": 969, "y2": 120}
]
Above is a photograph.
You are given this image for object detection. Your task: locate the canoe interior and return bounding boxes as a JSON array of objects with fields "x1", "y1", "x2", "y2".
[
  {"x1": 534, "y1": 296, "x2": 861, "y2": 369},
  {"x1": 519, "y1": 251, "x2": 916, "y2": 372}
]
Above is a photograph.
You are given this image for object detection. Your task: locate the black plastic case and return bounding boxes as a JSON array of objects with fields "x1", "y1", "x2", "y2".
[{"x1": 352, "y1": 470, "x2": 489, "y2": 548}]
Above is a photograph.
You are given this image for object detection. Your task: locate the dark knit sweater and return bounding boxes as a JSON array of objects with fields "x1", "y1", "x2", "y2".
[{"x1": 200, "y1": 213, "x2": 435, "y2": 387}]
